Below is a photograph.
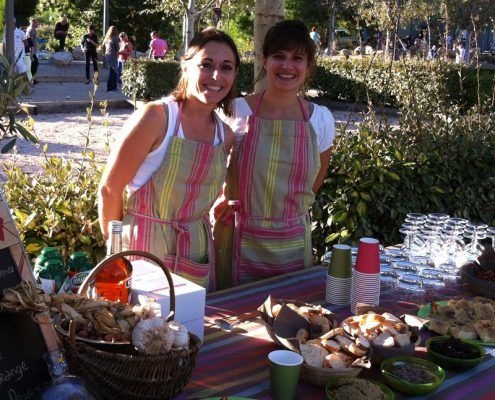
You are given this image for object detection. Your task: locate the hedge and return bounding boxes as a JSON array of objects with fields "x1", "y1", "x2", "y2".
[
  {"x1": 121, "y1": 58, "x2": 254, "y2": 101},
  {"x1": 122, "y1": 57, "x2": 495, "y2": 110}
]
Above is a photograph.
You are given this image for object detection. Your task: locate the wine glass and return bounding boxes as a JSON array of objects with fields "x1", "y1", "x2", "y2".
[{"x1": 464, "y1": 222, "x2": 488, "y2": 261}]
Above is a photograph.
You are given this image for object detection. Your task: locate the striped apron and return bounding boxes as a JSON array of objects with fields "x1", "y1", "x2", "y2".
[
  {"x1": 122, "y1": 101, "x2": 227, "y2": 292},
  {"x1": 214, "y1": 92, "x2": 320, "y2": 287}
]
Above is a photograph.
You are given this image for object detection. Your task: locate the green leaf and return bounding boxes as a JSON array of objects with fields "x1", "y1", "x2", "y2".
[
  {"x1": 357, "y1": 201, "x2": 367, "y2": 217},
  {"x1": 1, "y1": 138, "x2": 16, "y2": 153},
  {"x1": 25, "y1": 242, "x2": 44, "y2": 253},
  {"x1": 325, "y1": 232, "x2": 341, "y2": 243},
  {"x1": 14, "y1": 123, "x2": 39, "y2": 144}
]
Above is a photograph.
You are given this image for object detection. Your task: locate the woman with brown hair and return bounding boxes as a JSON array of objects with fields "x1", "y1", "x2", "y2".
[
  {"x1": 214, "y1": 20, "x2": 335, "y2": 288},
  {"x1": 103, "y1": 26, "x2": 119, "y2": 91},
  {"x1": 98, "y1": 27, "x2": 240, "y2": 292}
]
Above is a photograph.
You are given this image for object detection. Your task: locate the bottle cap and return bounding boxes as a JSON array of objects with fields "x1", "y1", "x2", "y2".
[{"x1": 108, "y1": 220, "x2": 123, "y2": 233}]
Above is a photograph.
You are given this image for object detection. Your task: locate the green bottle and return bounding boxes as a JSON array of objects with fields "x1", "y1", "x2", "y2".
[
  {"x1": 60, "y1": 252, "x2": 94, "y2": 294},
  {"x1": 36, "y1": 259, "x2": 68, "y2": 294},
  {"x1": 34, "y1": 247, "x2": 63, "y2": 277}
]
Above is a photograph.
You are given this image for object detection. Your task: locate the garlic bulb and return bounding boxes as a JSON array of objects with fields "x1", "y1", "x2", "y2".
[
  {"x1": 132, "y1": 317, "x2": 174, "y2": 354},
  {"x1": 168, "y1": 321, "x2": 189, "y2": 349},
  {"x1": 132, "y1": 297, "x2": 162, "y2": 320}
]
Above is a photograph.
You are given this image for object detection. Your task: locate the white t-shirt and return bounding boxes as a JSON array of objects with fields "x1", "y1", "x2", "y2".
[
  {"x1": 2, "y1": 28, "x2": 27, "y2": 73},
  {"x1": 224, "y1": 97, "x2": 334, "y2": 153},
  {"x1": 127, "y1": 97, "x2": 225, "y2": 194}
]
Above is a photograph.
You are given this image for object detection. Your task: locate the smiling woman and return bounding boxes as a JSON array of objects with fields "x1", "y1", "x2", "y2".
[
  {"x1": 98, "y1": 27, "x2": 240, "y2": 292},
  {"x1": 214, "y1": 20, "x2": 336, "y2": 289}
]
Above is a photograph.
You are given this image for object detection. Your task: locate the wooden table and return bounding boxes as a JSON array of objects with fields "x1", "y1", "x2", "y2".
[{"x1": 176, "y1": 267, "x2": 495, "y2": 400}]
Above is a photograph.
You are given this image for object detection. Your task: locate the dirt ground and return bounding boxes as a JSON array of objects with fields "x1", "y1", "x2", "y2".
[{"x1": 0, "y1": 108, "x2": 375, "y2": 182}]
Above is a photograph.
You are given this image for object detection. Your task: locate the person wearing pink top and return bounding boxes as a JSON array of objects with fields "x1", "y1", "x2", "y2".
[{"x1": 149, "y1": 31, "x2": 168, "y2": 59}]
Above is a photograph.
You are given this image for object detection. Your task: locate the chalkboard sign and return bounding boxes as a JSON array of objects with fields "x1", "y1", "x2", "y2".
[{"x1": 0, "y1": 193, "x2": 57, "y2": 399}]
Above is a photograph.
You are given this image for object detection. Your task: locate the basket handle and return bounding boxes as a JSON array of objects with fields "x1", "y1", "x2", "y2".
[{"x1": 77, "y1": 250, "x2": 175, "y2": 321}]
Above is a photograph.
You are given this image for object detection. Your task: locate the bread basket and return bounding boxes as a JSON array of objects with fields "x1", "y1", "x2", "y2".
[{"x1": 61, "y1": 250, "x2": 201, "y2": 400}]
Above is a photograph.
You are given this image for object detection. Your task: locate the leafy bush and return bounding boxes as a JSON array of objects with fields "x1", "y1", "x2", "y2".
[
  {"x1": 121, "y1": 59, "x2": 181, "y2": 101},
  {"x1": 123, "y1": 57, "x2": 494, "y2": 112},
  {"x1": 314, "y1": 57, "x2": 495, "y2": 110},
  {"x1": 0, "y1": 53, "x2": 37, "y2": 153},
  {"x1": 2, "y1": 147, "x2": 106, "y2": 264},
  {"x1": 311, "y1": 108, "x2": 495, "y2": 259}
]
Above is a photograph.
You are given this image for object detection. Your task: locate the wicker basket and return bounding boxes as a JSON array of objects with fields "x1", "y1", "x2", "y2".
[
  {"x1": 62, "y1": 250, "x2": 201, "y2": 400},
  {"x1": 300, "y1": 362, "x2": 362, "y2": 387}
]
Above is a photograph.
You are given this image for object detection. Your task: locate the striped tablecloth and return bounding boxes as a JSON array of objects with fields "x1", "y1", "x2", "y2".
[{"x1": 177, "y1": 267, "x2": 495, "y2": 400}]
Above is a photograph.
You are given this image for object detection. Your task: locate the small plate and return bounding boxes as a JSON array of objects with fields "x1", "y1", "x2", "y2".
[
  {"x1": 381, "y1": 356, "x2": 445, "y2": 395},
  {"x1": 426, "y1": 335, "x2": 486, "y2": 370},
  {"x1": 417, "y1": 301, "x2": 495, "y2": 346}
]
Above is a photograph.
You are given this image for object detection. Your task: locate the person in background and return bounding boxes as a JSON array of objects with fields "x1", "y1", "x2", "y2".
[
  {"x1": 2, "y1": 18, "x2": 28, "y2": 76},
  {"x1": 149, "y1": 31, "x2": 168, "y2": 59},
  {"x1": 98, "y1": 28, "x2": 239, "y2": 292},
  {"x1": 54, "y1": 16, "x2": 70, "y2": 51},
  {"x1": 427, "y1": 45, "x2": 438, "y2": 60},
  {"x1": 103, "y1": 26, "x2": 119, "y2": 91},
  {"x1": 455, "y1": 41, "x2": 466, "y2": 64},
  {"x1": 25, "y1": 19, "x2": 39, "y2": 84},
  {"x1": 310, "y1": 26, "x2": 320, "y2": 53},
  {"x1": 118, "y1": 32, "x2": 133, "y2": 87},
  {"x1": 214, "y1": 20, "x2": 335, "y2": 289},
  {"x1": 24, "y1": 34, "x2": 33, "y2": 82},
  {"x1": 81, "y1": 24, "x2": 99, "y2": 84}
]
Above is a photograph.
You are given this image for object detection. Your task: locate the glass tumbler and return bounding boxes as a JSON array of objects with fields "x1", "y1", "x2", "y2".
[
  {"x1": 380, "y1": 265, "x2": 396, "y2": 293},
  {"x1": 419, "y1": 268, "x2": 445, "y2": 302},
  {"x1": 394, "y1": 274, "x2": 425, "y2": 311},
  {"x1": 392, "y1": 260, "x2": 418, "y2": 277}
]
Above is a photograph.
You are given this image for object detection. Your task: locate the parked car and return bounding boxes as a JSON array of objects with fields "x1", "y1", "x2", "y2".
[{"x1": 335, "y1": 28, "x2": 359, "y2": 50}]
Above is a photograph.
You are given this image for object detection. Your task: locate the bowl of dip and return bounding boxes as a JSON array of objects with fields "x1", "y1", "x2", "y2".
[
  {"x1": 380, "y1": 356, "x2": 445, "y2": 395},
  {"x1": 426, "y1": 335, "x2": 485, "y2": 370}
]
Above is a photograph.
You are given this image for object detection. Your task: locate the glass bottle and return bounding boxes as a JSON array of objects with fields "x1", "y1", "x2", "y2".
[
  {"x1": 35, "y1": 259, "x2": 68, "y2": 294},
  {"x1": 94, "y1": 220, "x2": 132, "y2": 303},
  {"x1": 41, "y1": 349, "x2": 97, "y2": 400},
  {"x1": 60, "y1": 252, "x2": 94, "y2": 294}
]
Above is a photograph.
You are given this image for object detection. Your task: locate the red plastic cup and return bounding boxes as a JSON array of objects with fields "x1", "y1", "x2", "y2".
[{"x1": 355, "y1": 238, "x2": 380, "y2": 274}]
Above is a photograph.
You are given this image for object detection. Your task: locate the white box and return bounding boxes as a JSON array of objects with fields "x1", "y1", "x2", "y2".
[{"x1": 131, "y1": 259, "x2": 206, "y2": 341}]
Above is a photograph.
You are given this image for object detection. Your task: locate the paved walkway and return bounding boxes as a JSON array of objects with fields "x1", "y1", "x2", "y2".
[{"x1": 21, "y1": 59, "x2": 132, "y2": 113}]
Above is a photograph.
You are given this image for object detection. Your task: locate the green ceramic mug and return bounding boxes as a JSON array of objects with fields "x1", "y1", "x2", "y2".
[{"x1": 268, "y1": 350, "x2": 303, "y2": 400}]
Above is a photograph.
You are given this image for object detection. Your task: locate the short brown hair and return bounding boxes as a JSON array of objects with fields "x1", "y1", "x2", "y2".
[
  {"x1": 257, "y1": 19, "x2": 317, "y2": 92},
  {"x1": 171, "y1": 27, "x2": 240, "y2": 117}
]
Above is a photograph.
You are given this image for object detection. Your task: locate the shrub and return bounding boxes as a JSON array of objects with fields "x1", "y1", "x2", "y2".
[
  {"x1": 311, "y1": 109, "x2": 495, "y2": 259},
  {"x1": 313, "y1": 57, "x2": 495, "y2": 110},
  {"x1": 2, "y1": 147, "x2": 106, "y2": 264},
  {"x1": 122, "y1": 57, "x2": 495, "y2": 112}
]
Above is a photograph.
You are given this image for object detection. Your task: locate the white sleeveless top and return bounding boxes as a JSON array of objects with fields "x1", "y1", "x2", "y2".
[{"x1": 127, "y1": 97, "x2": 225, "y2": 194}]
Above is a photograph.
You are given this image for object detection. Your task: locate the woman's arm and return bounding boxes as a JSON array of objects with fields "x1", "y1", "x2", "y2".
[
  {"x1": 98, "y1": 102, "x2": 167, "y2": 238},
  {"x1": 313, "y1": 147, "x2": 333, "y2": 194}
]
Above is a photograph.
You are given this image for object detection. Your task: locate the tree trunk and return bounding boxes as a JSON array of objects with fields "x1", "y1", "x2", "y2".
[
  {"x1": 5, "y1": 0, "x2": 14, "y2": 65},
  {"x1": 183, "y1": 0, "x2": 196, "y2": 55},
  {"x1": 444, "y1": 4, "x2": 450, "y2": 59},
  {"x1": 254, "y1": 0, "x2": 284, "y2": 92},
  {"x1": 326, "y1": 0, "x2": 336, "y2": 55}
]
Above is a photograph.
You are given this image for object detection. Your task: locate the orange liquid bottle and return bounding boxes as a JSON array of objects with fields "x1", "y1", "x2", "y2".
[{"x1": 95, "y1": 221, "x2": 132, "y2": 303}]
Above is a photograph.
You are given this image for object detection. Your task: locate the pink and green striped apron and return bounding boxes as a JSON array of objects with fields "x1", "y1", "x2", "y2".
[
  {"x1": 122, "y1": 101, "x2": 227, "y2": 292},
  {"x1": 214, "y1": 92, "x2": 320, "y2": 287}
]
